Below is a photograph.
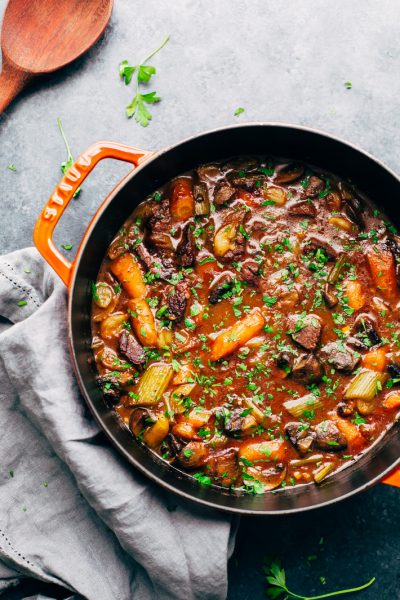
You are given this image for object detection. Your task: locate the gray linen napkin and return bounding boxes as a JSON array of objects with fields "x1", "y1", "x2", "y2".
[{"x1": 0, "y1": 248, "x2": 237, "y2": 600}]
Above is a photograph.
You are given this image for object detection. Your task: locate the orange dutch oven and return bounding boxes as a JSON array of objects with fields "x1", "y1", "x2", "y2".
[{"x1": 33, "y1": 124, "x2": 400, "y2": 513}]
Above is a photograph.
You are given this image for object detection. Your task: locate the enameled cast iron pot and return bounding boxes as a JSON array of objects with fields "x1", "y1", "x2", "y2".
[{"x1": 33, "y1": 123, "x2": 400, "y2": 514}]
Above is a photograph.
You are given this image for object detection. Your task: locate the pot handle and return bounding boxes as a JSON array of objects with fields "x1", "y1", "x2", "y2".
[
  {"x1": 33, "y1": 141, "x2": 154, "y2": 286},
  {"x1": 382, "y1": 466, "x2": 400, "y2": 488}
]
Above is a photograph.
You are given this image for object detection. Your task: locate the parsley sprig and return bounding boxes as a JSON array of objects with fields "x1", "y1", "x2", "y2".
[
  {"x1": 119, "y1": 34, "x2": 170, "y2": 127},
  {"x1": 57, "y1": 118, "x2": 81, "y2": 198},
  {"x1": 264, "y1": 559, "x2": 375, "y2": 599}
]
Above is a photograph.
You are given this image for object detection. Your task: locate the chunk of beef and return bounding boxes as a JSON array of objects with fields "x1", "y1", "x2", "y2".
[
  {"x1": 314, "y1": 420, "x2": 347, "y2": 451},
  {"x1": 135, "y1": 242, "x2": 153, "y2": 270},
  {"x1": 177, "y1": 441, "x2": 209, "y2": 469},
  {"x1": 147, "y1": 199, "x2": 173, "y2": 251},
  {"x1": 287, "y1": 199, "x2": 316, "y2": 217},
  {"x1": 208, "y1": 275, "x2": 234, "y2": 304},
  {"x1": 241, "y1": 259, "x2": 260, "y2": 285},
  {"x1": 319, "y1": 342, "x2": 360, "y2": 373},
  {"x1": 292, "y1": 353, "x2": 324, "y2": 384},
  {"x1": 135, "y1": 242, "x2": 176, "y2": 281},
  {"x1": 388, "y1": 362, "x2": 400, "y2": 381},
  {"x1": 207, "y1": 448, "x2": 240, "y2": 487},
  {"x1": 214, "y1": 182, "x2": 236, "y2": 206},
  {"x1": 287, "y1": 313, "x2": 322, "y2": 351},
  {"x1": 96, "y1": 375, "x2": 121, "y2": 403},
  {"x1": 276, "y1": 350, "x2": 295, "y2": 372},
  {"x1": 302, "y1": 175, "x2": 325, "y2": 198},
  {"x1": 119, "y1": 330, "x2": 146, "y2": 365},
  {"x1": 176, "y1": 223, "x2": 196, "y2": 267},
  {"x1": 157, "y1": 257, "x2": 177, "y2": 281},
  {"x1": 285, "y1": 422, "x2": 316, "y2": 456},
  {"x1": 303, "y1": 234, "x2": 340, "y2": 260},
  {"x1": 166, "y1": 283, "x2": 188, "y2": 322}
]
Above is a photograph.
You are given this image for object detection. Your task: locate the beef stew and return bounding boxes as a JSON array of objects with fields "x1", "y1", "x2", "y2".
[{"x1": 91, "y1": 157, "x2": 400, "y2": 494}]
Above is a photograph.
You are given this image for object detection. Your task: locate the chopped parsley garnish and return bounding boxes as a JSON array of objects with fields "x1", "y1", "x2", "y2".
[{"x1": 119, "y1": 34, "x2": 170, "y2": 126}]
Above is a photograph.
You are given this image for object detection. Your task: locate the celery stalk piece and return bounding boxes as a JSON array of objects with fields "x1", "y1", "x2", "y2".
[
  {"x1": 283, "y1": 394, "x2": 323, "y2": 418},
  {"x1": 136, "y1": 363, "x2": 174, "y2": 405},
  {"x1": 344, "y1": 369, "x2": 388, "y2": 401}
]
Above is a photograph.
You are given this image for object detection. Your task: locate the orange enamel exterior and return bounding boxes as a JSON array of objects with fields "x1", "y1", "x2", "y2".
[
  {"x1": 33, "y1": 140, "x2": 153, "y2": 286},
  {"x1": 382, "y1": 468, "x2": 400, "y2": 487},
  {"x1": 33, "y1": 135, "x2": 400, "y2": 493}
]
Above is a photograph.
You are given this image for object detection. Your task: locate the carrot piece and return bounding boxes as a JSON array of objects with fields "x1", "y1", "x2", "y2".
[
  {"x1": 239, "y1": 439, "x2": 286, "y2": 463},
  {"x1": 334, "y1": 418, "x2": 363, "y2": 445},
  {"x1": 361, "y1": 347, "x2": 387, "y2": 372},
  {"x1": 366, "y1": 245, "x2": 398, "y2": 300},
  {"x1": 110, "y1": 253, "x2": 147, "y2": 298},
  {"x1": 170, "y1": 178, "x2": 195, "y2": 220},
  {"x1": 128, "y1": 298, "x2": 158, "y2": 346},
  {"x1": 383, "y1": 392, "x2": 400, "y2": 409},
  {"x1": 171, "y1": 363, "x2": 194, "y2": 385},
  {"x1": 187, "y1": 409, "x2": 212, "y2": 428},
  {"x1": 210, "y1": 308, "x2": 264, "y2": 361},
  {"x1": 345, "y1": 279, "x2": 365, "y2": 311}
]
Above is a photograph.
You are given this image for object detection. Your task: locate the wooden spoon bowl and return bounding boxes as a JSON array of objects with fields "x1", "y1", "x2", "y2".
[{"x1": 0, "y1": 0, "x2": 113, "y2": 112}]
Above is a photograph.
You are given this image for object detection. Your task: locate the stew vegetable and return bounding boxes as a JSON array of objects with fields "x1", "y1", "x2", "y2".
[{"x1": 91, "y1": 157, "x2": 400, "y2": 494}]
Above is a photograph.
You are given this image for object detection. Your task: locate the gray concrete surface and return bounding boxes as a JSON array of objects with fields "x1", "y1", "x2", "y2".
[{"x1": 1, "y1": 1, "x2": 400, "y2": 598}]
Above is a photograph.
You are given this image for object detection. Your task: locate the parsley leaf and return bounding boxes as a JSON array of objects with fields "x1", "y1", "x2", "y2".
[
  {"x1": 7, "y1": 164, "x2": 17, "y2": 172},
  {"x1": 234, "y1": 107, "x2": 245, "y2": 116},
  {"x1": 263, "y1": 557, "x2": 375, "y2": 599},
  {"x1": 57, "y1": 118, "x2": 81, "y2": 198},
  {"x1": 119, "y1": 34, "x2": 170, "y2": 127}
]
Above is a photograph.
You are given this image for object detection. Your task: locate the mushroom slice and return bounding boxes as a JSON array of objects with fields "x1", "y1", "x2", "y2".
[
  {"x1": 285, "y1": 422, "x2": 316, "y2": 456},
  {"x1": 245, "y1": 463, "x2": 287, "y2": 491},
  {"x1": 274, "y1": 163, "x2": 304, "y2": 184},
  {"x1": 314, "y1": 420, "x2": 347, "y2": 451},
  {"x1": 221, "y1": 408, "x2": 258, "y2": 438}
]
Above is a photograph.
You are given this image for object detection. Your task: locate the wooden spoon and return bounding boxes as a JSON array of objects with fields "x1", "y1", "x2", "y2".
[{"x1": 0, "y1": 0, "x2": 113, "y2": 113}]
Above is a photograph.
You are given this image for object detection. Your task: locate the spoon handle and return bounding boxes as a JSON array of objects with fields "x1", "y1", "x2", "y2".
[{"x1": 0, "y1": 58, "x2": 31, "y2": 113}]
